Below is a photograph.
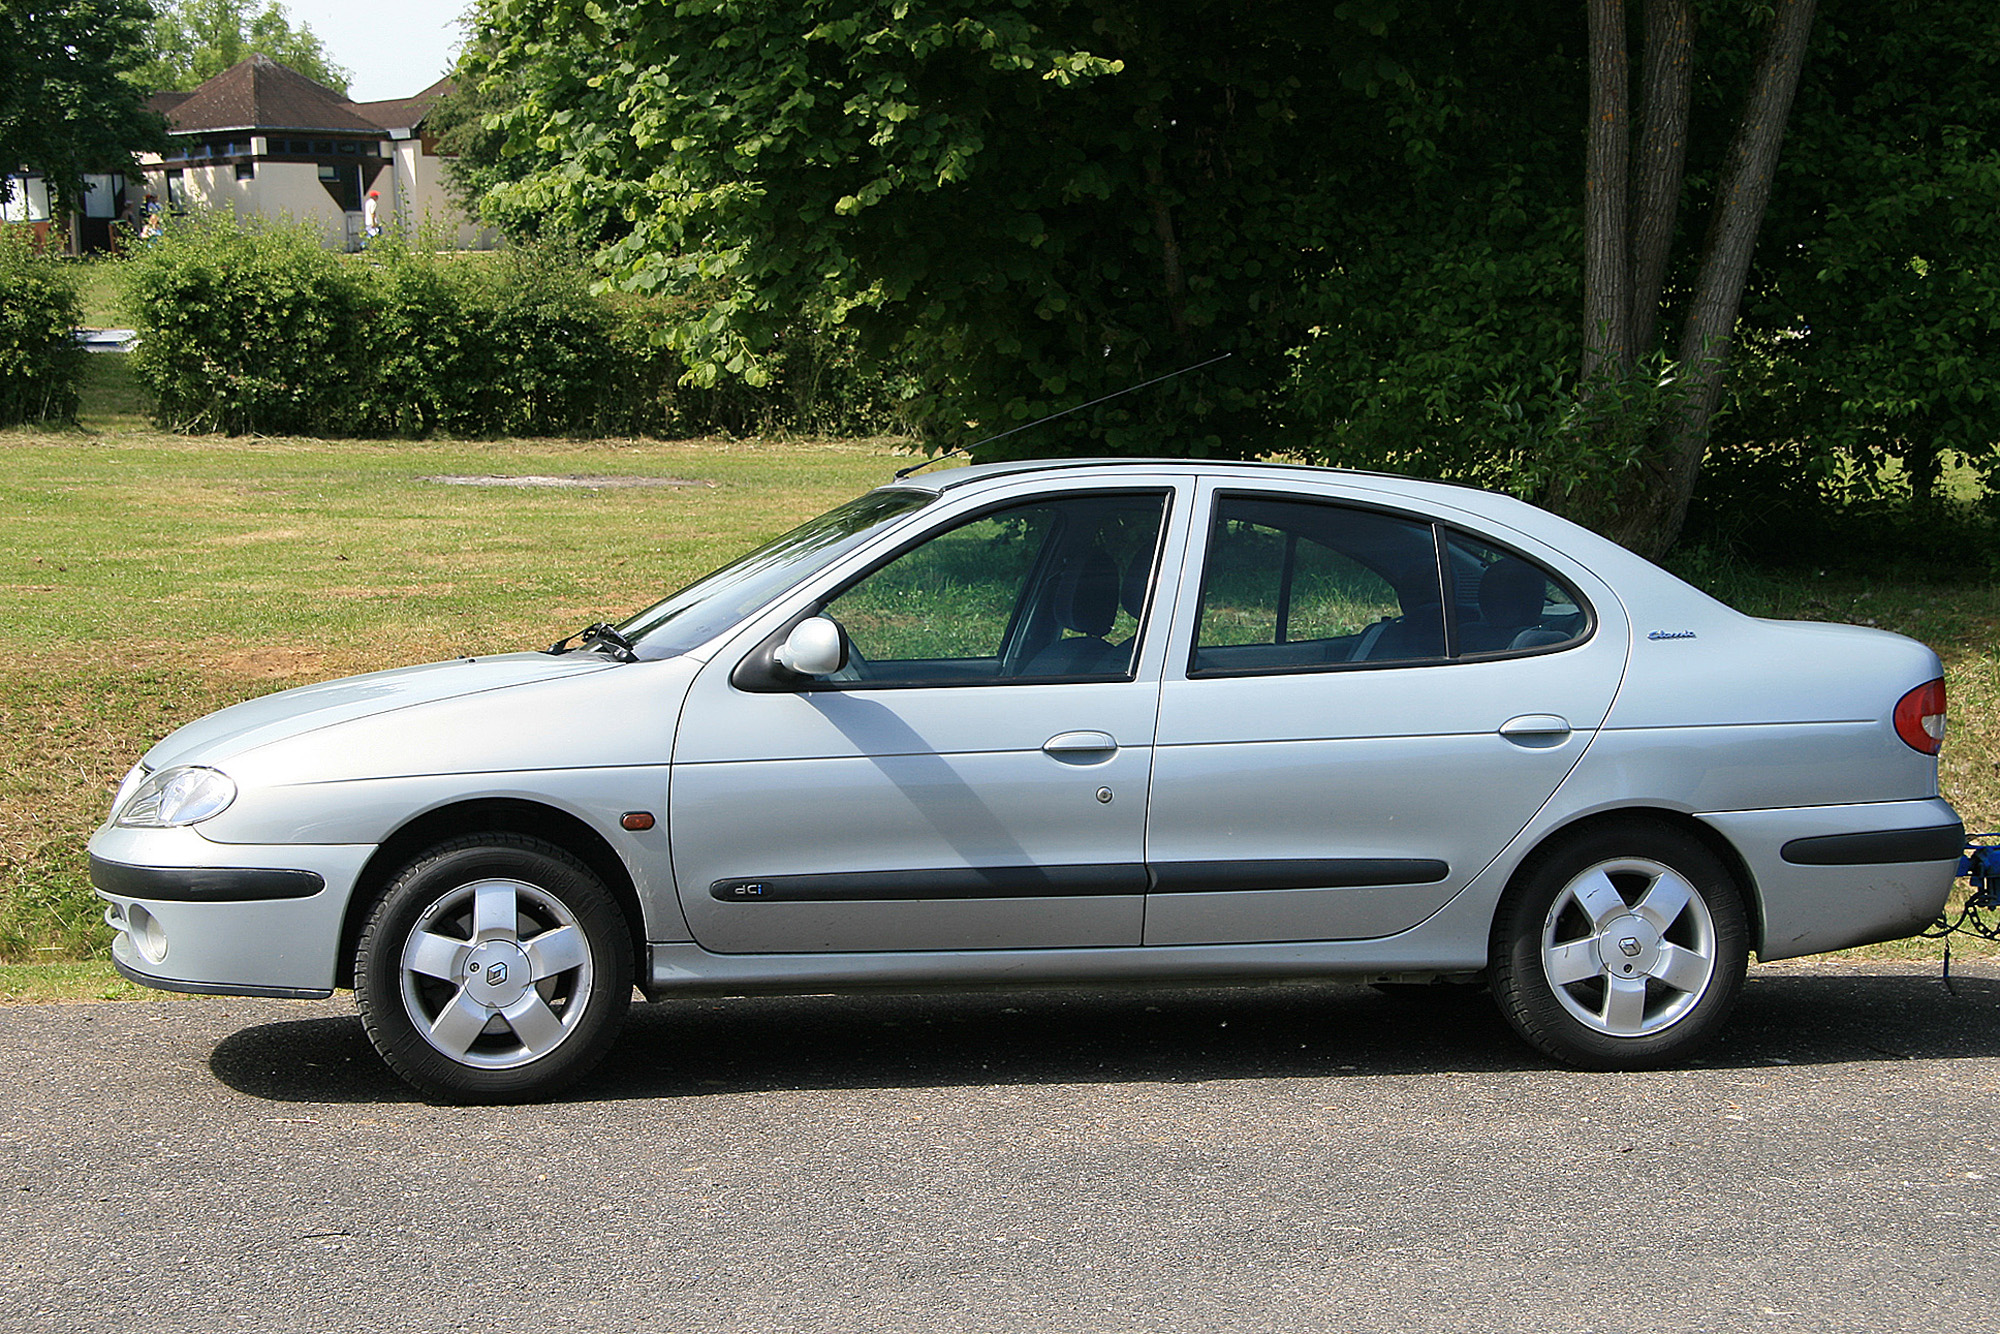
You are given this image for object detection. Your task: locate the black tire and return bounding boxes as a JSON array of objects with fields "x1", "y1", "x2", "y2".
[
  {"x1": 1489, "y1": 819, "x2": 1748, "y2": 1070},
  {"x1": 355, "y1": 834, "x2": 632, "y2": 1103}
]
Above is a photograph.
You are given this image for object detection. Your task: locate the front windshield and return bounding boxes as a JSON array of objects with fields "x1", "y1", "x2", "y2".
[{"x1": 619, "y1": 489, "x2": 934, "y2": 660}]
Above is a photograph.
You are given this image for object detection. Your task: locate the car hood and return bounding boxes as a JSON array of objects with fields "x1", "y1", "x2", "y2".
[{"x1": 141, "y1": 652, "x2": 623, "y2": 772}]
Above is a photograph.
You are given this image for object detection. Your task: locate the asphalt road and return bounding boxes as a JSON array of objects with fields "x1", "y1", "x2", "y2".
[{"x1": 4, "y1": 959, "x2": 1999, "y2": 1334}]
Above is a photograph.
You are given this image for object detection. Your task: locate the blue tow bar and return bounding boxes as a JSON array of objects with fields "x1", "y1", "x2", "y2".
[
  {"x1": 1932, "y1": 837, "x2": 2000, "y2": 989},
  {"x1": 1960, "y1": 840, "x2": 2000, "y2": 911}
]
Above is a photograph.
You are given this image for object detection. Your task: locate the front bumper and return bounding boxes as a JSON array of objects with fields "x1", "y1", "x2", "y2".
[{"x1": 89, "y1": 824, "x2": 374, "y2": 998}]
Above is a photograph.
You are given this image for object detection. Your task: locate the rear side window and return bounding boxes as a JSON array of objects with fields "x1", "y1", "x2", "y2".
[
  {"x1": 1189, "y1": 494, "x2": 1589, "y2": 677},
  {"x1": 1192, "y1": 496, "x2": 1445, "y2": 674},
  {"x1": 1444, "y1": 532, "x2": 1589, "y2": 656}
]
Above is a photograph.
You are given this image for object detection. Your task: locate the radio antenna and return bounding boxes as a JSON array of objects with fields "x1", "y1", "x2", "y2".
[{"x1": 893, "y1": 351, "x2": 1232, "y2": 480}]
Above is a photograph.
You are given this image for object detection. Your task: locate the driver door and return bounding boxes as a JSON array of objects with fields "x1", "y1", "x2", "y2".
[{"x1": 669, "y1": 487, "x2": 1177, "y2": 954}]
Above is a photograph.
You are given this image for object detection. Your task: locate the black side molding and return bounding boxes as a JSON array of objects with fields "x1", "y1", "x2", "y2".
[
  {"x1": 91, "y1": 856, "x2": 326, "y2": 902},
  {"x1": 1149, "y1": 859, "x2": 1450, "y2": 893},
  {"x1": 713, "y1": 864, "x2": 1150, "y2": 902},
  {"x1": 712, "y1": 858, "x2": 1449, "y2": 903},
  {"x1": 1779, "y1": 823, "x2": 1966, "y2": 867}
]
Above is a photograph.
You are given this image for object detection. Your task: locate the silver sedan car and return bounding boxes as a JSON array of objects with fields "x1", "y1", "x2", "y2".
[{"x1": 90, "y1": 460, "x2": 1963, "y2": 1100}]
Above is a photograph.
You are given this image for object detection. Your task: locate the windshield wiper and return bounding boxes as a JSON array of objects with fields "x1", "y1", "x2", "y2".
[{"x1": 545, "y1": 622, "x2": 638, "y2": 663}]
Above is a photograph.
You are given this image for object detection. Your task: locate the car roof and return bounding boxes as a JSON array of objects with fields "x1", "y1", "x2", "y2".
[
  {"x1": 878, "y1": 456, "x2": 1689, "y2": 599},
  {"x1": 893, "y1": 456, "x2": 1457, "y2": 494}
]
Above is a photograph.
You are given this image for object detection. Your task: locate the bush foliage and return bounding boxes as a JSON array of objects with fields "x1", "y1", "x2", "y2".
[
  {"x1": 0, "y1": 226, "x2": 87, "y2": 426},
  {"x1": 123, "y1": 213, "x2": 912, "y2": 439}
]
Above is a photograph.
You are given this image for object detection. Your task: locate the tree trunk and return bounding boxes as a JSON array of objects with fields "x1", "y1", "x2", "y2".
[
  {"x1": 1606, "y1": 0, "x2": 1817, "y2": 559},
  {"x1": 1626, "y1": 0, "x2": 1692, "y2": 354},
  {"x1": 1582, "y1": 0, "x2": 1631, "y2": 383},
  {"x1": 1907, "y1": 430, "x2": 1941, "y2": 513},
  {"x1": 1144, "y1": 160, "x2": 1193, "y2": 357}
]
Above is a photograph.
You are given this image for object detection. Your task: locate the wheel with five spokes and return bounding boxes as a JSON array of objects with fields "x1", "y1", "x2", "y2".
[
  {"x1": 1490, "y1": 820, "x2": 1748, "y2": 1070},
  {"x1": 356, "y1": 835, "x2": 631, "y2": 1102}
]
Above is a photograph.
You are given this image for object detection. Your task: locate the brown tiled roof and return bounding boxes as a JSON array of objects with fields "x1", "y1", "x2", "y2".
[
  {"x1": 350, "y1": 77, "x2": 454, "y2": 133},
  {"x1": 157, "y1": 54, "x2": 384, "y2": 135}
]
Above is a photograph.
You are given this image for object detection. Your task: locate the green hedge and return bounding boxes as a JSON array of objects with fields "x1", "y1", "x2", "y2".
[
  {"x1": 124, "y1": 213, "x2": 912, "y2": 439},
  {"x1": 0, "y1": 226, "x2": 87, "y2": 426}
]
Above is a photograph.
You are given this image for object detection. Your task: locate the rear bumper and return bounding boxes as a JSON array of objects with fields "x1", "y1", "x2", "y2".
[{"x1": 1700, "y1": 797, "x2": 1962, "y2": 961}]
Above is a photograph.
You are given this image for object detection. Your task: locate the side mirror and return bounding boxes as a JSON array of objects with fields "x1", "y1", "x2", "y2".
[{"x1": 772, "y1": 616, "x2": 848, "y2": 678}]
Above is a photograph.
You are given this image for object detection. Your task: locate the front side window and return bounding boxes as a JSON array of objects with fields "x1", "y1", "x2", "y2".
[
  {"x1": 623, "y1": 489, "x2": 934, "y2": 661},
  {"x1": 819, "y1": 491, "x2": 1168, "y2": 686}
]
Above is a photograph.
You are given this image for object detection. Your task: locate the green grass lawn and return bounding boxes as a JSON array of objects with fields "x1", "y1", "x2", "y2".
[
  {"x1": 69, "y1": 256, "x2": 128, "y2": 329},
  {"x1": 4, "y1": 368, "x2": 1996, "y2": 998}
]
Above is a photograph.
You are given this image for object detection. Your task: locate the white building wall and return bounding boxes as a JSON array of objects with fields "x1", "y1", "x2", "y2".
[
  {"x1": 386, "y1": 138, "x2": 496, "y2": 250},
  {"x1": 140, "y1": 155, "x2": 365, "y2": 251},
  {"x1": 135, "y1": 125, "x2": 489, "y2": 252},
  {"x1": 248, "y1": 162, "x2": 353, "y2": 249}
]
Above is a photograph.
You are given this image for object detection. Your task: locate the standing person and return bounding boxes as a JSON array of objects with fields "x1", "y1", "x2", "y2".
[{"x1": 364, "y1": 189, "x2": 382, "y2": 240}]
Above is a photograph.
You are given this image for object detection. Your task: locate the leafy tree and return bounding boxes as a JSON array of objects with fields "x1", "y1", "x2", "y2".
[
  {"x1": 134, "y1": 0, "x2": 351, "y2": 95},
  {"x1": 1288, "y1": 0, "x2": 2000, "y2": 559},
  {"x1": 1276, "y1": 4, "x2": 1590, "y2": 494},
  {"x1": 425, "y1": 10, "x2": 515, "y2": 221},
  {"x1": 1296, "y1": 0, "x2": 1828, "y2": 559},
  {"x1": 462, "y1": 0, "x2": 1412, "y2": 455},
  {"x1": 0, "y1": 0, "x2": 167, "y2": 205},
  {"x1": 458, "y1": 0, "x2": 2000, "y2": 557},
  {"x1": 1731, "y1": 0, "x2": 2000, "y2": 517}
]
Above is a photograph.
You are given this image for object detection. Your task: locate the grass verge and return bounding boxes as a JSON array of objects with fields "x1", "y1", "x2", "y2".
[{"x1": 0, "y1": 960, "x2": 165, "y2": 1003}]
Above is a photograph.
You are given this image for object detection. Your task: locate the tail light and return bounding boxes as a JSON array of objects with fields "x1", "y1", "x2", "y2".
[{"x1": 1893, "y1": 677, "x2": 1947, "y2": 755}]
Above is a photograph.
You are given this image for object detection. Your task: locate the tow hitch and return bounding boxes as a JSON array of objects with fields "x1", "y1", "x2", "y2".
[{"x1": 1922, "y1": 835, "x2": 2000, "y2": 988}]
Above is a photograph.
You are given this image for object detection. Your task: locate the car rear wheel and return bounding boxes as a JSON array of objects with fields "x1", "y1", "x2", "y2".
[
  {"x1": 355, "y1": 834, "x2": 632, "y2": 1102},
  {"x1": 1490, "y1": 820, "x2": 1748, "y2": 1070}
]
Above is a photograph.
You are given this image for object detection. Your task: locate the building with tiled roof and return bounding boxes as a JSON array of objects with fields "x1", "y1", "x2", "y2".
[{"x1": 136, "y1": 54, "x2": 491, "y2": 252}]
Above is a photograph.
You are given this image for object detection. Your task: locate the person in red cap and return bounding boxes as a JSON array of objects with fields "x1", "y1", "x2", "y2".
[{"x1": 364, "y1": 189, "x2": 382, "y2": 240}]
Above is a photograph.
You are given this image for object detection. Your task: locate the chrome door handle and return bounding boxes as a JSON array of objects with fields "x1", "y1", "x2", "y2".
[
  {"x1": 1498, "y1": 714, "x2": 1572, "y2": 744},
  {"x1": 1043, "y1": 730, "x2": 1119, "y2": 755}
]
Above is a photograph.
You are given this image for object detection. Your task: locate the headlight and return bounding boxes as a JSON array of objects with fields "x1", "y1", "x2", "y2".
[
  {"x1": 116, "y1": 766, "x2": 238, "y2": 828},
  {"x1": 110, "y1": 764, "x2": 150, "y2": 818}
]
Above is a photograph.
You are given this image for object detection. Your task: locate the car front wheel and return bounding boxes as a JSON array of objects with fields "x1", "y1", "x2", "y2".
[
  {"x1": 355, "y1": 835, "x2": 632, "y2": 1102},
  {"x1": 1490, "y1": 820, "x2": 1748, "y2": 1070}
]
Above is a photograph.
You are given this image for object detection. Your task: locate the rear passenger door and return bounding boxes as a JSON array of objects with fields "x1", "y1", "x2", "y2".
[{"x1": 1143, "y1": 483, "x2": 1629, "y2": 946}]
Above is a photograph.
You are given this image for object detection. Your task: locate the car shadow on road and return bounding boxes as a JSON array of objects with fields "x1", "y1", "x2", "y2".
[{"x1": 207, "y1": 966, "x2": 2000, "y2": 1105}]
